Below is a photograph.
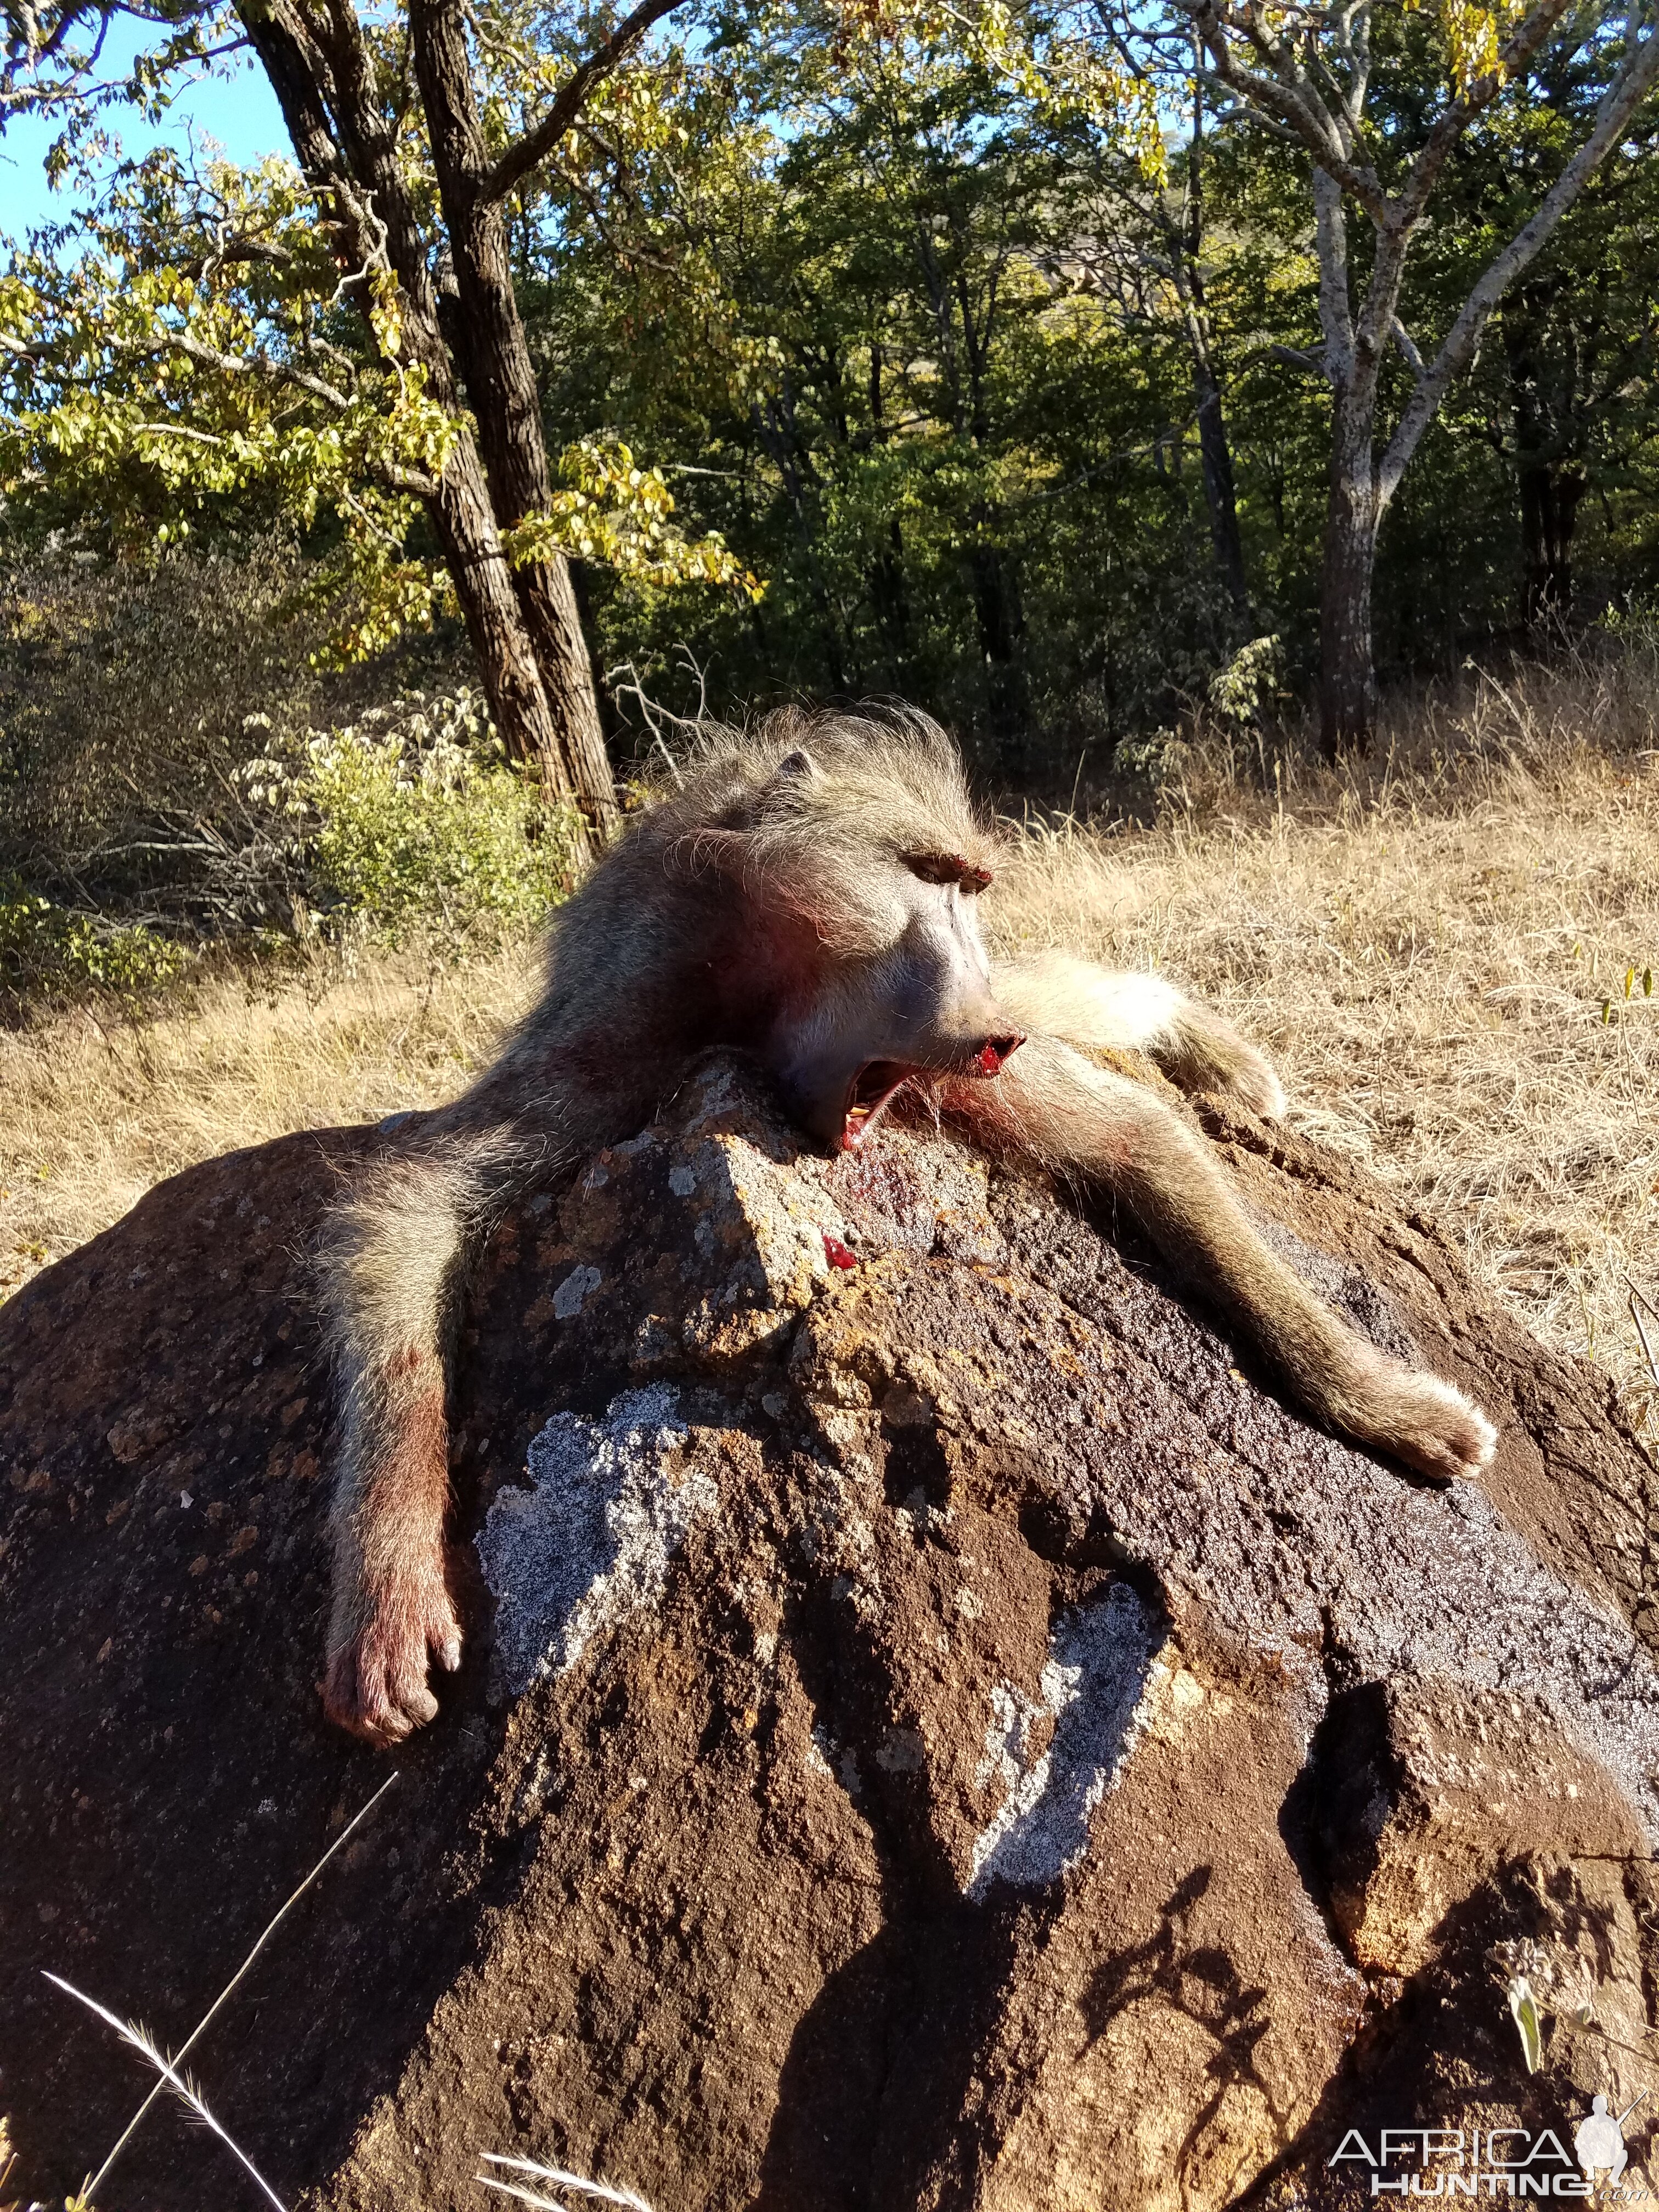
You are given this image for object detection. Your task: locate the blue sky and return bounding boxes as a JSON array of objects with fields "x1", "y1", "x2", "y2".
[{"x1": 1, "y1": 17, "x2": 287, "y2": 239}]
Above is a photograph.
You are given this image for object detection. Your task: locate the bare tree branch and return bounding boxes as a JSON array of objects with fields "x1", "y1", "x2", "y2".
[
  {"x1": 1313, "y1": 165, "x2": 1355, "y2": 383},
  {"x1": 1380, "y1": 2, "x2": 1659, "y2": 501},
  {"x1": 112, "y1": 325, "x2": 353, "y2": 409},
  {"x1": 1267, "y1": 341, "x2": 1328, "y2": 375},
  {"x1": 479, "y1": 0, "x2": 686, "y2": 207},
  {"x1": 1192, "y1": 0, "x2": 1391, "y2": 218},
  {"x1": 1389, "y1": 315, "x2": 1425, "y2": 379},
  {"x1": 376, "y1": 460, "x2": 441, "y2": 495},
  {"x1": 180, "y1": 236, "x2": 296, "y2": 279}
]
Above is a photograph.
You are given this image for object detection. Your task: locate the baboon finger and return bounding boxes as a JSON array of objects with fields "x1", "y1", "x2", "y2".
[
  {"x1": 387, "y1": 1669, "x2": 441, "y2": 1730},
  {"x1": 363, "y1": 1702, "x2": 419, "y2": 1747},
  {"x1": 323, "y1": 1649, "x2": 409, "y2": 1747},
  {"x1": 1221, "y1": 1040, "x2": 1287, "y2": 1122},
  {"x1": 324, "y1": 1593, "x2": 450, "y2": 1743},
  {"x1": 1164, "y1": 1006, "x2": 1287, "y2": 1121}
]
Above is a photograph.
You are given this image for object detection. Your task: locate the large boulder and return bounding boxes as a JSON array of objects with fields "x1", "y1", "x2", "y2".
[{"x1": 2, "y1": 1053, "x2": 1657, "y2": 2210}]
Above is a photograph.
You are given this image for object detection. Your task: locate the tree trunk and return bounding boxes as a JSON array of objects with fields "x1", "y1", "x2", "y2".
[
  {"x1": 870, "y1": 519, "x2": 911, "y2": 675},
  {"x1": 411, "y1": 0, "x2": 617, "y2": 842},
  {"x1": 1193, "y1": 356, "x2": 1248, "y2": 611},
  {"x1": 1517, "y1": 456, "x2": 1584, "y2": 630},
  {"x1": 517, "y1": 556, "x2": 619, "y2": 810},
  {"x1": 753, "y1": 394, "x2": 851, "y2": 693},
  {"x1": 437, "y1": 230, "x2": 616, "y2": 836},
  {"x1": 1163, "y1": 229, "x2": 1247, "y2": 607},
  {"x1": 242, "y1": 0, "x2": 611, "y2": 857},
  {"x1": 1503, "y1": 292, "x2": 1584, "y2": 634},
  {"x1": 1173, "y1": 72, "x2": 1248, "y2": 613},
  {"x1": 1320, "y1": 384, "x2": 1381, "y2": 757},
  {"x1": 425, "y1": 443, "x2": 603, "y2": 860},
  {"x1": 967, "y1": 533, "x2": 1032, "y2": 772}
]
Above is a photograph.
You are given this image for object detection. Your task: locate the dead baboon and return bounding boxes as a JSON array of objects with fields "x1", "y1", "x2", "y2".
[{"x1": 320, "y1": 707, "x2": 1496, "y2": 1743}]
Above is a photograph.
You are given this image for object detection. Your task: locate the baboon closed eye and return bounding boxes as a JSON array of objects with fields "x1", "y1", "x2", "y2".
[{"x1": 904, "y1": 850, "x2": 995, "y2": 891}]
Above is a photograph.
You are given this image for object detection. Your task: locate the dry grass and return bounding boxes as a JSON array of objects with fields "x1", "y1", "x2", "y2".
[
  {"x1": 0, "y1": 944, "x2": 540, "y2": 1299},
  {"x1": 3, "y1": 651, "x2": 1656, "y2": 1442}
]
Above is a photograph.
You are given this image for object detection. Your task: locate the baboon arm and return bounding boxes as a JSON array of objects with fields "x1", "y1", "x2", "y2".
[
  {"x1": 319, "y1": 1128, "x2": 527, "y2": 1745},
  {"x1": 993, "y1": 952, "x2": 1286, "y2": 1121},
  {"x1": 947, "y1": 1037, "x2": 1496, "y2": 1485}
]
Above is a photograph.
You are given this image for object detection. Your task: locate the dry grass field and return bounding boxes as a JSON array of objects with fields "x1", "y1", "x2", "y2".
[{"x1": 3, "y1": 652, "x2": 1656, "y2": 1443}]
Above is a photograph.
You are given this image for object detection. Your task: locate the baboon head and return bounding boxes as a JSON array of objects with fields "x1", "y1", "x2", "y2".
[
  {"x1": 764, "y1": 823, "x2": 1024, "y2": 1152},
  {"x1": 664, "y1": 711, "x2": 1024, "y2": 1152}
]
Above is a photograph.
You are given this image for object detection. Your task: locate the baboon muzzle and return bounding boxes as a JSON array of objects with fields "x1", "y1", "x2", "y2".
[{"x1": 834, "y1": 1026, "x2": 1024, "y2": 1152}]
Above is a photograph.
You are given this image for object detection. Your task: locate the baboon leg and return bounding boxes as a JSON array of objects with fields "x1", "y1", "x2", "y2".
[
  {"x1": 994, "y1": 951, "x2": 1286, "y2": 1120},
  {"x1": 320, "y1": 1125, "x2": 529, "y2": 1745},
  {"x1": 951, "y1": 1036, "x2": 1497, "y2": 1483}
]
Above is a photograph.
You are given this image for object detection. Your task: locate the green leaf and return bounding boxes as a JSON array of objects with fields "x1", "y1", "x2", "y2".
[{"x1": 1508, "y1": 1976, "x2": 1544, "y2": 2074}]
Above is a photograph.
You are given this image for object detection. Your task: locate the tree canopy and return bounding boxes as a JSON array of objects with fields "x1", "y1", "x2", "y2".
[{"x1": 4, "y1": 0, "x2": 1659, "y2": 802}]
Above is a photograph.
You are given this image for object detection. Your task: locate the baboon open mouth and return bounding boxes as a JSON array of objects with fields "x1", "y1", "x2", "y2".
[{"x1": 840, "y1": 1061, "x2": 915, "y2": 1150}]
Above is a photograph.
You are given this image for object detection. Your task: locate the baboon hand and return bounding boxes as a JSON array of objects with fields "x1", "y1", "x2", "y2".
[
  {"x1": 1362, "y1": 1361, "x2": 1499, "y2": 1486},
  {"x1": 1218, "y1": 1037, "x2": 1287, "y2": 1123},
  {"x1": 1167, "y1": 1007, "x2": 1287, "y2": 1122},
  {"x1": 324, "y1": 1555, "x2": 462, "y2": 1747}
]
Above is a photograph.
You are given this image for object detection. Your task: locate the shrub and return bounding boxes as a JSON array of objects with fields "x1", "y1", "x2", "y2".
[
  {"x1": 0, "y1": 885, "x2": 187, "y2": 1007},
  {"x1": 0, "y1": 551, "x2": 573, "y2": 1004},
  {"x1": 0, "y1": 541, "x2": 328, "y2": 918},
  {"x1": 0, "y1": 541, "x2": 480, "y2": 943},
  {"x1": 238, "y1": 686, "x2": 578, "y2": 944}
]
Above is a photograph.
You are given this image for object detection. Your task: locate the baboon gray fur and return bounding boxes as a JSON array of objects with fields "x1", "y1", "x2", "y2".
[{"x1": 319, "y1": 705, "x2": 1496, "y2": 1743}]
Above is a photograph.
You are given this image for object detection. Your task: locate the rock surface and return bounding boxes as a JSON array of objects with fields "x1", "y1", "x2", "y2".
[{"x1": 2, "y1": 1053, "x2": 1658, "y2": 2211}]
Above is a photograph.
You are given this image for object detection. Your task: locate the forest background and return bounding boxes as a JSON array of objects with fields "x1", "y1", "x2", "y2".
[{"x1": 6, "y1": 0, "x2": 1659, "y2": 900}]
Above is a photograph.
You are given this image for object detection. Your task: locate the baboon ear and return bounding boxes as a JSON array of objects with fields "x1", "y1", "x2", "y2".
[{"x1": 771, "y1": 746, "x2": 823, "y2": 787}]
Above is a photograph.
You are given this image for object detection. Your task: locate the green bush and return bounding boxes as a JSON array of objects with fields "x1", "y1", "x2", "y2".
[
  {"x1": 238, "y1": 686, "x2": 578, "y2": 944},
  {"x1": 0, "y1": 543, "x2": 331, "y2": 921},
  {"x1": 0, "y1": 887, "x2": 187, "y2": 1002}
]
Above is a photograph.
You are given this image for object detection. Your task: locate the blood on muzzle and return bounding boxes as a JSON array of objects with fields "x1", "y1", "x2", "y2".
[{"x1": 972, "y1": 1034, "x2": 1024, "y2": 1076}]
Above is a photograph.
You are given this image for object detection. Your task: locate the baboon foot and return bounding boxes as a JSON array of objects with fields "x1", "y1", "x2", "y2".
[
  {"x1": 324, "y1": 1557, "x2": 462, "y2": 1747},
  {"x1": 1167, "y1": 1008, "x2": 1288, "y2": 1122},
  {"x1": 1361, "y1": 1362, "x2": 1498, "y2": 1487}
]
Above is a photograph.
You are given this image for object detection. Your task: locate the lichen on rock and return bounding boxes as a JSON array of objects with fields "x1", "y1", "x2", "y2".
[
  {"x1": 477, "y1": 1385, "x2": 717, "y2": 1693},
  {"x1": 967, "y1": 1582, "x2": 1169, "y2": 1897}
]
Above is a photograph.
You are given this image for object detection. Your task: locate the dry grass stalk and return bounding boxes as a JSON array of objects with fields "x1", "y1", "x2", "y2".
[
  {"x1": 41, "y1": 1977, "x2": 287, "y2": 2212},
  {"x1": 18, "y1": 1776, "x2": 396, "y2": 2211},
  {"x1": 2, "y1": 654, "x2": 1654, "y2": 1437},
  {"x1": 80, "y1": 1774, "x2": 399, "y2": 2202},
  {"x1": 476, "y1": 2152, "x2": 654, "y2": 2211}
]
